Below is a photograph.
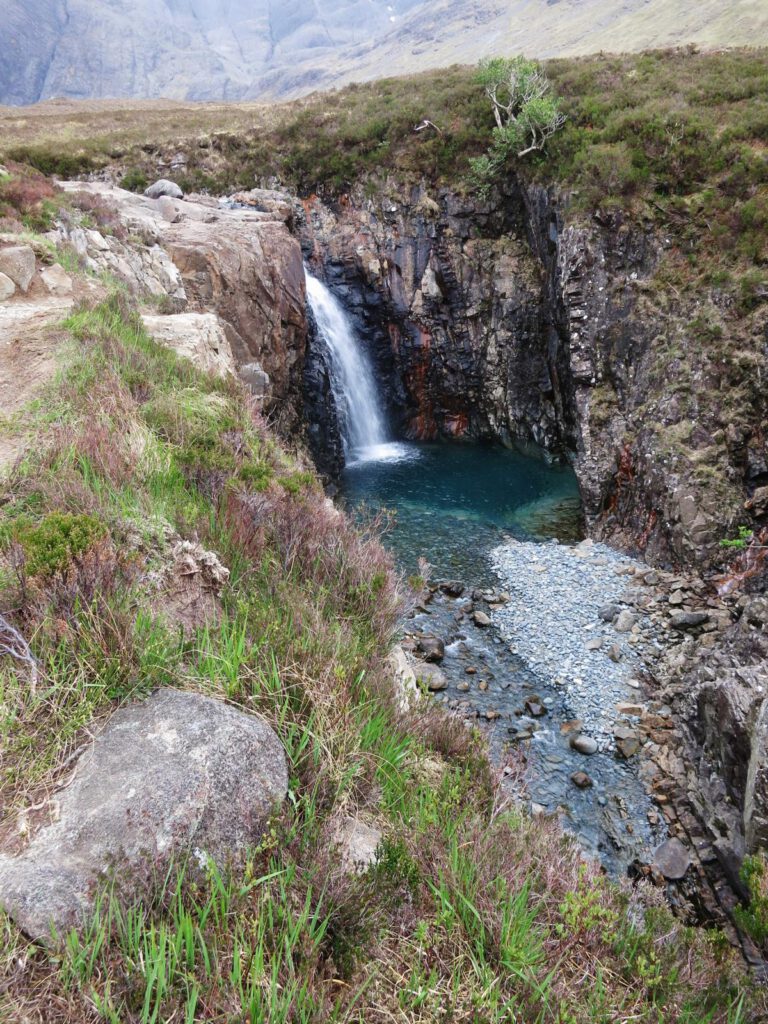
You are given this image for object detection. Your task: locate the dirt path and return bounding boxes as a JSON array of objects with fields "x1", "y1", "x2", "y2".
[{"x1": 0, "y1": 295, "x2": 78, "y2": 475}]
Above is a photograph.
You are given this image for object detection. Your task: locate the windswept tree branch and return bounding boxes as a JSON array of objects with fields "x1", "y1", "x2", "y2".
[{"x1": 0, "y1": 612, "x2": 38, "y2": 694}]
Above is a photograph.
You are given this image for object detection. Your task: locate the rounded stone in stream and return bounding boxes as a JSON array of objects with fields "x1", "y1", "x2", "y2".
[
  {"x1": 416, "y1": 636, "x2": 445, "y2": 663},
  {"x1": 473, "y1": 610, "x2": 491, "y2": 627},
  {"x1": 652, "y1": 838, "x2": 691, "y2": 880},
  {"x1": 0, "y1": 689, "x2": 287, "y2": 945},
  {"x1": 414, "y1": 662, "x2": 448, "y2": 691},
  {"x1": 570, "y1": 734, "x2": 598, "y2": 755},
  {"x1": 570, "y1": 771, "x2": 594, "y2": 789}
]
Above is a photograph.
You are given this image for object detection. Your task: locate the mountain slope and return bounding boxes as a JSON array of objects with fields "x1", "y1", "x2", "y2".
[{"x1": 2, "y1": 0, "x2": 768, "y2": 105}]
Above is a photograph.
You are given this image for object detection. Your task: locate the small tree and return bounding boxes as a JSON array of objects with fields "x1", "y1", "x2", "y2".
[{"x1": 470, "y1": 56, "x2": 565, "y2": 186}]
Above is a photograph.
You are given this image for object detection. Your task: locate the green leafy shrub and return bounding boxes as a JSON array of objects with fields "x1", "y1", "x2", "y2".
[
  {"x1": 735, "y1": 853, "x2": 768, "y2": 946},
  {"x1": 120, "y1": 167, "x2": 148, "y2": 192},
  {"x1": 15, "y1": 512, "x2": 107, "y2": 579}
]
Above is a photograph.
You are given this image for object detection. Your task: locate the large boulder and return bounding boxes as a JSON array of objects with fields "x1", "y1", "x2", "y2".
[
  {"x1": 0, "y1": 245, "x2": 35, "y2": 292},
  {"x1": 0, "y1": 689, "x2": 287, "y2": 944},
  {"x1": 144, "y1": 178, "x2": 184, "y2": 200},
  {"x1": 0, "y1": 271, "x2": 15, "y2": 301}
]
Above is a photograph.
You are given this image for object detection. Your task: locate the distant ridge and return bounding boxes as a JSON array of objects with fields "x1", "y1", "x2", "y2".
[{"x1": 2, "y1": 0, "x2": 768, "y2": 106}]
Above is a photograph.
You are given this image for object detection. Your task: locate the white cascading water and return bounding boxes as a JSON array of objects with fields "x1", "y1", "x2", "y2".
[{"x1": 305, "y1": 269, "x2": 406, "y2": 465}]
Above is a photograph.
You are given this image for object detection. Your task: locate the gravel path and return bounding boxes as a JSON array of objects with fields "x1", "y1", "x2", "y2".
[{"x1": 491, "y1": 537, "x2": 661, "y2": 752}]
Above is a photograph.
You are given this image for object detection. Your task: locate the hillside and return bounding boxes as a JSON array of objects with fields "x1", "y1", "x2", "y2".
[
  {"x1": 1, "y1": 45, "x2": 768, "y2": 1022},
  {"x1": 2, "y1": 0, "x2": 768, "y2": 105}
]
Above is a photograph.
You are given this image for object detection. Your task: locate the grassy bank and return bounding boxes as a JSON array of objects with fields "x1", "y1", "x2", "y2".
[{"x1": 0, "y1": 277, "x2": 764, "y2": 1020}]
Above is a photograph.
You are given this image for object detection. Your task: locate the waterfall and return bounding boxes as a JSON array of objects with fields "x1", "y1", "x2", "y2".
[{"x1": 305, "y1": 269, "x2": 398, "y2": 465}]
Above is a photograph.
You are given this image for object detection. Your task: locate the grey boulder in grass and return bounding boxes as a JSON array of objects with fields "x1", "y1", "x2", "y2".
[
  {"x1": 0, "y1": 689, "x2": 287, "y2": 945},
  {"x1": 144, "y1": 178, "x2": 184, "y2": 200}
]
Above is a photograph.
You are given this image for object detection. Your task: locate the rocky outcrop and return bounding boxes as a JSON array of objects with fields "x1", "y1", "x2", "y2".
[
  {"x1": 0, "y1": 689, "x2": 287, "y2": 945},
  {"x1": 57, "y1": 183, "x2": 308, "y2": 427},
  {"x1": 141, "y1": 312, "x2": 235, "y2": 378}
]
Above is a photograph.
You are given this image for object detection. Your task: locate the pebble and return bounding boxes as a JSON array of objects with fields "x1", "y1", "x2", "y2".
[
  {"x1": 571, "y1": 734, "x2": 598, "y2": 755},
  {"x1": 571, "y1": 771, "x2": 593, "y2": 789}
]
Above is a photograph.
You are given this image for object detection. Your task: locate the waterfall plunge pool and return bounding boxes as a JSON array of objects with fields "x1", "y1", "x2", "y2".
[{"x1": 340, "y1": 441, "x2": 583, "y2": 584}]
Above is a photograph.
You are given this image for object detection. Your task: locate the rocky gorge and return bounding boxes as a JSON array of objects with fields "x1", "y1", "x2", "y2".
[{"x1": 1, "y1": 163, "x2": 767, "y2": 972}]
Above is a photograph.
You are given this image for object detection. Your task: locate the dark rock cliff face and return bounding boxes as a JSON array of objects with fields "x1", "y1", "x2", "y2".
[{"x1": 298, "y1": 178, "x2": 767, "y2": 571}]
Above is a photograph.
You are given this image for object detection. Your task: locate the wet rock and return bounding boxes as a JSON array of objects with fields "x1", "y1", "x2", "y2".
[
  {"x1": 440, "y1": 581, "x2": 465, "y2": 597},
  {"x1": 473, "y1": 610, "x2": 491, "y2": 627},
  {"x1": 669, "y1": 611, "x2": 710, "y2": 630},
  {"x1": 416, "y1": 636, "x2": 445, "y2": 663},
  {"x1": 571, "y1": 735, "x2": 598, "y2": 755},
  {"x1": 652, "y1": 838, "x2": 691, "y2": 880},
  {"x1": 0, "y1": 689, "x2": 287, "y2": 944},
  {"x1": 144, "y1": 179, "x2": 184, "y2": 199},
  {"x1": 524, "y1": 697, "x2": 547, "y2": 717},
  {"x1": 571, "y1": 771, "x2": 594, "y2": 789}
]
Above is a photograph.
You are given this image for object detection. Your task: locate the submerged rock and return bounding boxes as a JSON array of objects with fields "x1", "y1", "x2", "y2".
[
  {"x1": 0, "y1": 689, "x2": 287, "y2": 945},
  {"x1": 417, "y1": 635, "x2": 445, "y2": 663}
]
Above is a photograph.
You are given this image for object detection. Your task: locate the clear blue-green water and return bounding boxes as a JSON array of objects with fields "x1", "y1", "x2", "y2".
[{"x1": 340, "y1": 442, "x2": 583, "y2": 583}]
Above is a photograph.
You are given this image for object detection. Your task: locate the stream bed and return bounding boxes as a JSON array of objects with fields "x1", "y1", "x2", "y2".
[{"x1": 341, "y1": 442, "x2": 666, "y2": 876}]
